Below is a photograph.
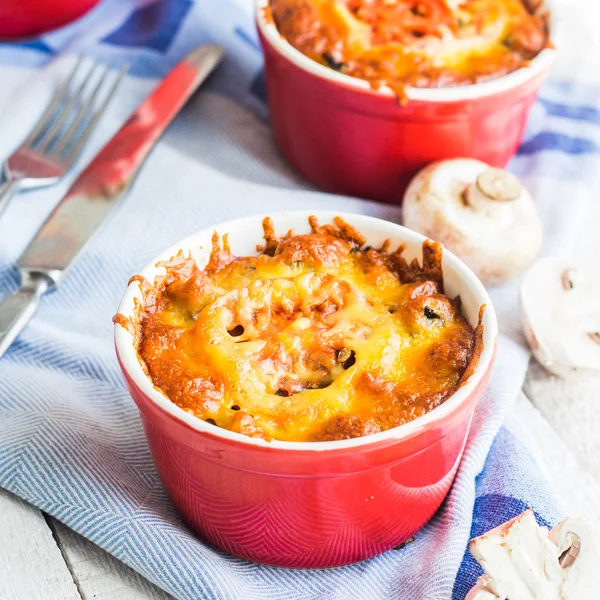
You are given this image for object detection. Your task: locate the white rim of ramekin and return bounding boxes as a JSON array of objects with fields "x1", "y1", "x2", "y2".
[
  {"x1": 115, "y1": 212, "x2": 498, "y2": 452},
  {"x1": 256, "y1": 0, "x2": 558, "y2": 103}
]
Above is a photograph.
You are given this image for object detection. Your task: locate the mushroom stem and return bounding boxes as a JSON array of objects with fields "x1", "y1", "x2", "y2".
[
  {"x1": 561, "y1": 268, "x2": 578, "y2": 291},
  {"x1": 558, "y1": 532, "x2": 580, "y2": 568},
  {"x1": 475, "y1": 168, "x2": 523, "y2": 202},
  {"x1": 462, "y1": 169, "x2": 522, "y2": 211}
]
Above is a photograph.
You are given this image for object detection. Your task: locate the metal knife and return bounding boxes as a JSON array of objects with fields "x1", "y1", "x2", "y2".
[{"x1": 0, "y1": 44, "x2": 224, "y2": 358}]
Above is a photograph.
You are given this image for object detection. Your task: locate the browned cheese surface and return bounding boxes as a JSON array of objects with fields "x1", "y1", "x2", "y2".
[
  {"x1": 123, "y1": 217, "x2": 482, "y2": 442},
  {"x1": 268, "y1": 0, "x2": 550, "y2": 95}
]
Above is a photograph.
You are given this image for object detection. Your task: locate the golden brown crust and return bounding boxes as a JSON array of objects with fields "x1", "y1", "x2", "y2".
[
  {"x1": 313, "y1": 414, "x2": 382, "y2": 441},
  {"x1": 390, "y1": 239, "x2": 445, "y2": 291},
  {"x1": 459, "y1": 304, "x2": 486, "y2": 387},
  {"x1": 115, "y1": 216, "x2": 483, "y2": 442},
  {"x1": 269, "y1": 0, "x2": 551, "y2": 97},
  {"x1": 309, "y1": 215, "x2": 367, "y2": 247}
]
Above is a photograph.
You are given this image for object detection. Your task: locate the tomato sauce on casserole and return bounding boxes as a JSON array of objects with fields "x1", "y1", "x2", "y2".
[
  {"x1": 267, "y1": 0, "x2": 550, "y2": 94},
  {"x1": 117, "y1": 217, "x2": 483, "y2": 442}
]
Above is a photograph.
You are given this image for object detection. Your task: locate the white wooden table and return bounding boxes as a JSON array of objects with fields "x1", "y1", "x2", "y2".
[{"x1": 1, "y1": 204, "x2": 599, "y2": 600}]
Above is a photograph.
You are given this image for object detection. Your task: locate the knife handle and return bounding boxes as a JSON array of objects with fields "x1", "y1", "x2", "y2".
[{"x1": 0, "y1": 273, "x2": 52, "y2": 358}]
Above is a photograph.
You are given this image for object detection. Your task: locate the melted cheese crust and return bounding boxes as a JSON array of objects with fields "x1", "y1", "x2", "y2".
[
  {"x1": 133, "y1": 217, "x2": 479, "y2": 442},
  {"x1": 268, "y1": 0, "x2": 550, "y2": 92}
]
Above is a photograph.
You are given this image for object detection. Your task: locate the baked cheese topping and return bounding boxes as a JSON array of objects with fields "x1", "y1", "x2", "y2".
[
  {"x1": 267, "y1": 0, "x2": 550, "y2": 93},
  {"x1": 125, "y1": 217, "x2": 482, "y2": 442}
]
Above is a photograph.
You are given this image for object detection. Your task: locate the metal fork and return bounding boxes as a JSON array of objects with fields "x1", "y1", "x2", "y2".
[{"x1": 0, "y1": 58, "x2": 127, "y2": 220}]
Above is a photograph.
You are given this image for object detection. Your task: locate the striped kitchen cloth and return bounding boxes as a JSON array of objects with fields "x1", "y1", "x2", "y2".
[{"x1": 0, "y1": 0, "x2": 596, "y2": 598}]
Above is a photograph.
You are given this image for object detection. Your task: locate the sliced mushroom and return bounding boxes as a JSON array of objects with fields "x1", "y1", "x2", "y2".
[
  {"x1": 467, "y1": 510, "x2": 600, "y2": 600},
  {"x1": 521, "y1": 257, "x2": 600, "y2": 377},
  {"x1": 549, "y1": 517, "x2": 600, "y2": 599},
  {"x1": 402, "y1": 159, "x2": 542, "y2": 286},
  {"x1": 469, "y1": 510, "x2": 564, "y2": 599}
]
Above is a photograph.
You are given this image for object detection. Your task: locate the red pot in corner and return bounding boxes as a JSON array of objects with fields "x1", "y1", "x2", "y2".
[{"x1": 0, "y1": 0, "x2": 101, "y2": 38}]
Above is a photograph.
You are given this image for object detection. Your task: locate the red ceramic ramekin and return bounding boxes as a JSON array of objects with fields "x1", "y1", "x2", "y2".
[
  {"x1": 114, "y1": 212, "x2": 498, "y2": 569},
  {"x1": 0, "y1": 0, "x2": 101, "y2": 39},
  {"x1": 256, "y1": 1, "x2": 558, "y2": 204}
]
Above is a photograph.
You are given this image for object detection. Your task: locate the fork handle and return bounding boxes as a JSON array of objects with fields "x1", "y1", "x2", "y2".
[
  {"x1": 0, "y1": 273, "x2": 52, "y2": 359},
  {"x1": 0, "y1": 178, "x2": 22, "y2": 220}
]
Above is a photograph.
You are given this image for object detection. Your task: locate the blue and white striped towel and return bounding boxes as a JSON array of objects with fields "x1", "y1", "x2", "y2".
[{"x1": 0, "y1": 0, "x2": 596, "y2": 598}]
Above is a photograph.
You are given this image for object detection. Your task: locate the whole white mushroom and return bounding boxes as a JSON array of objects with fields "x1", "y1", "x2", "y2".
[
  {"x1": 521, "y1": 257, "x2": 600, "y2": 376},
  {"x1": 402, "y1": 159, "x2": 543, "y2": 287}
]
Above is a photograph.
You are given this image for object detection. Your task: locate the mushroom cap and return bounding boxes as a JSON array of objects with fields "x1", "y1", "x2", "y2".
[
  {"x1": 402, "y1": 159, "x2": 543, "y2": 287},
  {"x1": 521, "y1": 257, "x2": 600, "y2": 377}
]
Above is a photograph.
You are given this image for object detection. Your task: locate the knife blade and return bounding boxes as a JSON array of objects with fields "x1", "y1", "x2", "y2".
[{"x1": 0, "y1": 44, "x2": 224, "y2": 358}]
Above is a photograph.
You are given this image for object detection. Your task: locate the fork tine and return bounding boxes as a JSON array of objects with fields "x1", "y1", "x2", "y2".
[
  {"x1": 37, "y1": 60, "x2": 101, "y2": 154},
  {"x1": 63, "y1": 64, "x2": 129, "y2": 167},
  {"x1": 22, "y1": 56, "x2": 84, "y2": 149},
  {"x1": 51, "y1": 64, "x2": 113, "y2": 160}
]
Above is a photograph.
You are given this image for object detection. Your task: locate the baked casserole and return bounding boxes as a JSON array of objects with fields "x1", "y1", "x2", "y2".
[
  {"x1": 116, "y1": 217, "x2": 483, "y2": 442},
  {"x1": 266, "y1": 0, "x2": 550, "y2": 94}
]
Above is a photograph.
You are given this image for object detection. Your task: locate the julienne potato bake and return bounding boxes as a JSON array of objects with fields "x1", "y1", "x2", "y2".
[
  {"x1": 116, "y1": 217, "x2": 483, "y2": 443},
  {"x1": 266, "y1": 0, "x2": 551, "y2": 94}
]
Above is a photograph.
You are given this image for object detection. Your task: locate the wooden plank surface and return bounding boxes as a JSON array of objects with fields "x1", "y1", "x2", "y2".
[
  {"x1": 515, "y1": 394, "x2": 600, "y2": 522},
  {"x1": 0, "y1": 489, "x2": 81, "y2": 600},
  {"x1": 47, "y1": 520, "x2": 172, "y2": 600}
]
